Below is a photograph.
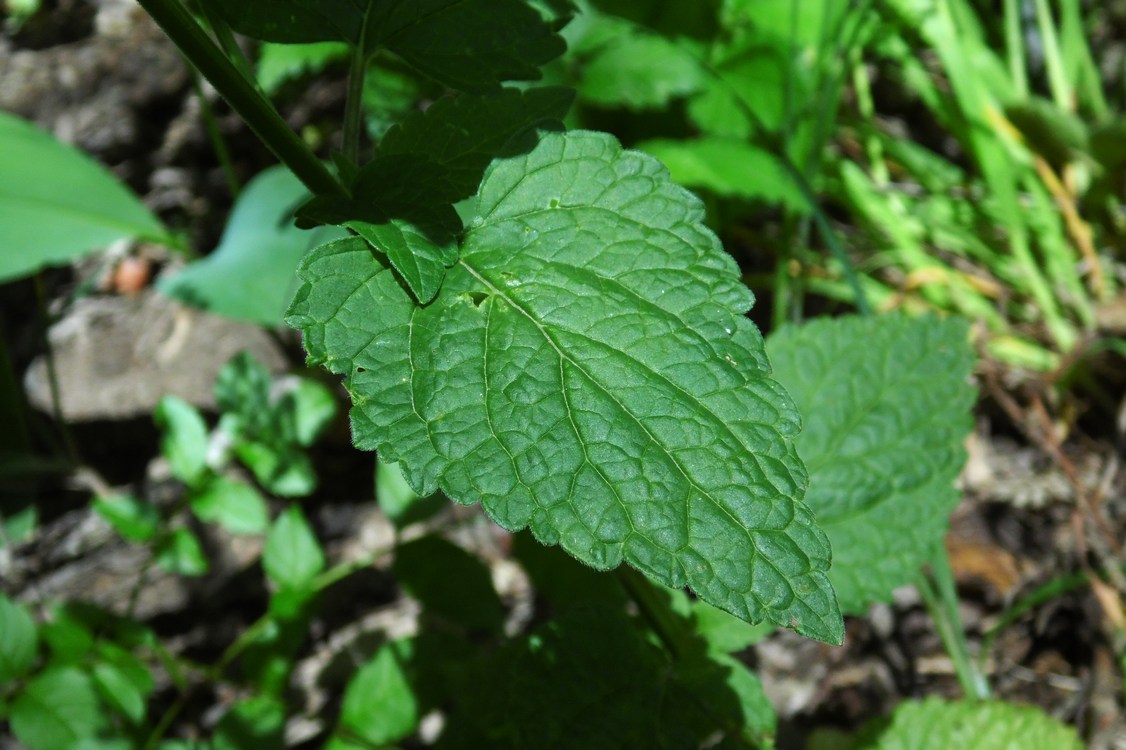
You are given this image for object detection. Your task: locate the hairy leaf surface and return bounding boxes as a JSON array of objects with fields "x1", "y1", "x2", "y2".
[
  {"x1": 288, "y1": 130, "x2": 841, "y2": 642},
  {"x1": 767, "y1": 314, "x2": 975, "y2": 614}
]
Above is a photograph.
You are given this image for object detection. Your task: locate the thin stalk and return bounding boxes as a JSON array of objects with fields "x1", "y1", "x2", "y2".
[
  {"x1": 136, "y1": 0, "x2": 347, "y2": 199},
  {"x1": 778, "y1": 156, "x2": 873, "y2": 315},
  {"x1": 33, "y1": 274, "x2": 79, "y2": 466},
  {"x1": 192, "y1": 0, "x2": 256, "y2": 85},
  {"x1": 1059, "y1": 0, "x2": 1108, "y2": 118},
  {"x1": 616, "y1": 567, "x2": 684, "y2": 660},
  {"x1": 189, "y1": 69, "x2": 241, "y2": 199},
  {"x1": 917, "y1": 543, "x2": 991, "y2": 700},
  {"x1": 342, "y1": 43, "x2": 368, "y2": 165},
  {"x1": 1003, "y1": 0, "x2": 1028, "y2": 98},
  {"x1": 1032, "y1": 0, "x2": 1072, "y2": 109}
]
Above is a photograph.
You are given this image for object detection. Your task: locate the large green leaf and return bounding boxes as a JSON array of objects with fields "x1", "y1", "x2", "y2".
[
  {"x1": 208, "y1": 0, "x2": 567, "y2": 91},
  {"x1": 288, "y1": 130, "x2": 842, "y2": 643},
  {"x1": 159, "y1": 166, "x2": 346, "y2": 325},
  {"x1": 0, "y1": 112, "x2": 165, "y2": 283},
  {"x1": 858, "y1": 697, "x2": 1084, "y2": 750},
  {"x1": 767, "y1": 314, "x2": 975, "y2": 614}
]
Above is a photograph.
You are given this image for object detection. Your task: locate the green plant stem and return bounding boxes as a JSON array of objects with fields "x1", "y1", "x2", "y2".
[
  {"x1": 33, "y1": 274, "x2": 79, "y2": 466},
  {"x1": 189, "y1": 69, "x2": 241, "y2": 199},
  {"x1": 1003, "y1": 0, "x2": 1028, "y2": 98},
  {"x1": 192, "y1": 0, "x2": 256, "y2": 84},
  {"x1": 342, "y1": 43, "x2": 368, "y2": 165},
  {"x1": 1032, "y1": 0, "x2": 1071, "y2": 110},
  {"x1": 136, "y1": 0, "x2": 347, "y2": 199},
  {"x1": 917, "y1": 543, "x2": 990, "y2": 700},
  {"x1": 615, "y1": 567, "x2": 684, "y2": 660}
]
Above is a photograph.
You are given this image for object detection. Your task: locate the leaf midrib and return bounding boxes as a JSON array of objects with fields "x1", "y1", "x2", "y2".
[{"x1": 457, "y1": 256, "x2": 811, "y2": 612}]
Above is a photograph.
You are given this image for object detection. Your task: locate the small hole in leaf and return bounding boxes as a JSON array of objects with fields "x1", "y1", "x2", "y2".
[
  {"x1": 548, "y1": 197, "x2": 560, "y2": 209},
  {"x1": 469, "y1": 292, "x2": 488, "y2": 308},
  {"x1": 356, "y1": 367, "x2": 366, "y2": 373}
]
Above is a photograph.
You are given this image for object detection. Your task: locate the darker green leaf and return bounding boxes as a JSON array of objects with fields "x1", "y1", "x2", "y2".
[
  {"x1": 393, "y1": 536, "x2": 506, "y2": 635},
  {"x1": 207, "y1": 0, "x2": 567, "y2": 91}
]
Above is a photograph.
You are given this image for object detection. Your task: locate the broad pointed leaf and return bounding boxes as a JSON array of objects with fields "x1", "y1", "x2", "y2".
[
  {"x1": 767, "y1": 314, "x2": 976, "y2": 614},
  {"x1": 0, "y1": 112, "x2": 166, "y2": 283},
  {"x1": 208, "y1": 0, "x2": 567, "y2": 91},
  {"x1": 376, "y1": 0, "x2": 568, "y2": 91},
  {"x1": 374, "y1": 87, "x2": 576, "y2": 204},
  {"x1": 288, "y1": 130, "x2": 841, "y2": 643},
  {"x1": 160, "y1": 166, "x2": 347, "y2": 325}
]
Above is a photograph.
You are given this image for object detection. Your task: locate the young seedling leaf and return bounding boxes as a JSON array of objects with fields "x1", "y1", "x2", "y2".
[
  {"x1": 155, "y1": 527, "x2": 210, "y2": 577},
  {"x1": 190, "y1": 477, "x2": 270, "y2": 535},
  {"x1": 154, "y1": 396, "x2": 210, "y2": 487},
  {"x1": 160, "y1": 166, "x2": 347, "y2": 326},
  {"x1": 0, "y1": 594, "x2": 37, "y2": 683},
  {"x1": 9, "y1": 667, "x2": 104, "y2": 750},
  {"x1": 263, "y1": 505, "x2": 324, "y2": 591},
  {"x1": 93, "y1": 495, "x2": 161, "y2": 543},
  {"x1": 335, "y1": 639, "x2": 419, "y2": 746},
  {"x1": 767, "y1": 314, "x2": 976, "y2": 614},
  {"x1": 93, "y1": 642, "x2": 154, "y2": 725},
  {"x1": 288, "y1": 130, "x2": 842, "y2": 643},
  {"x1": 0, "y1": 112, "x2": 166, "y2": 283},
  {"x1": 213, "y1": 696, "x2": 285, "y2": 750},
  {"x1": 862, "y1": 697, "x2": 1084, "y2": 750}
]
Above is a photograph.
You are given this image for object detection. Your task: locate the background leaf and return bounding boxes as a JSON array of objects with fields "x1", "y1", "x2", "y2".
[
  {"x1": 0, "y1": 594, "x2": 37, "y2": 683},
  {"x1": 767, "y1": 314, "x2": 976, "y2": 614},
  {"x1": 578, "y1": 31, "x2": 707, "y2": 110},
  {"x1": 334, "y1": 639, "x2": 419, "y2": 746},
  {"x1": 92, "y1": 495, "x2": 160, "y2": 543},
  {"x1": 160, "y1": 166, "x2": 346, "y2": 326},
  {"x1": 0, "y1": 111, "x2": 166, "y2": 283},
  {"x1": 639, "y1": 137, "x2": 807, "y2": 210},
  {"x1": 263, "y1": 505, "x2": 324, "y2": 591},
  {"x1": 155, "y1": 527, "x2": 209, "y2": 576},
  {"x1": 9, "y1": 667, "x2": 104, "y2": 750},
  {"x1": 154, "y1": 396, "x2": 210, "y2": 487},
  {"x1": 212, "y1": 696, "x2": 285, "y2": 750},
  {"x1": 288, "y1": 130, "x2": 842, "y2": 643},
  {"x1": 189, "y1": 477, "x2": 269, "y2": 535},
  {"x1": 438, "y1": 606, "x2": 743, "y2": 749},
  {"x1": 858, "y1": 697, "x2": 1084, "y2": 750},
  {"x1": 392, "y1": 535, "x2": 506, "y2": 635}
]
